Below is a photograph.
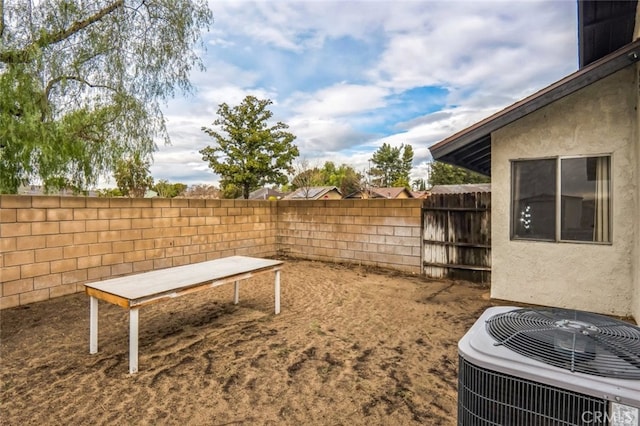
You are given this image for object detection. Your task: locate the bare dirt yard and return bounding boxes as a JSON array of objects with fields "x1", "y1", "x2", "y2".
[{"x1": 1, "y1": 258, "x2": 492, "y2": 425}]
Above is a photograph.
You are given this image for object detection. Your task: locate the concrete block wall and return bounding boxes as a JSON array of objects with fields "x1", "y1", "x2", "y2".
[
  {"x1": 0, "y1": 196, "x2": 277, "y2": 309},
  {"x1": 277, "y1": 199, "x2": 423, "y2": 273},
  {"x1": 0, "y1": 196, "x2": 424, "y2": 309}
]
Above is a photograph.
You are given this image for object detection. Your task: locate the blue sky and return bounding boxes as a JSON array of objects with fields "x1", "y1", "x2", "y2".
[{"x1": 145, "y1": 0, "x2": 579, "y2": 188}]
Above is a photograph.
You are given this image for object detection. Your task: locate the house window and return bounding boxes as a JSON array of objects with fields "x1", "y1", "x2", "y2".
[{"x1": 511, "y1": 155, "x2": 611, "y2": 243}]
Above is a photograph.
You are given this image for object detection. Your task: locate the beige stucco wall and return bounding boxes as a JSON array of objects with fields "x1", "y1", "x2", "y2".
[
  {"x1": 491, "y1": 67, "x2": 638, "y2": 317},
  {"x1": 632, "y1": 11, "x2": 640, "y2": 322},
  {"x1": 634, "y1": 62, "x2": 640, "y2": 321}
]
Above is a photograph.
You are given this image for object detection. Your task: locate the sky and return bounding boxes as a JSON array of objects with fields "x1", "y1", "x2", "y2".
[{"x1": 145, "y1": 0, "x2": 579, "y2": 188}]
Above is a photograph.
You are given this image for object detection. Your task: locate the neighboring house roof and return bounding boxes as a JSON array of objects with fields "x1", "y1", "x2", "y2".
[
  {"x1": 247, "y1": 188, "x2": 285, "y2": 200},
  {"x1": 343, "y1": 190, "x2": 367, "y2": 199},
  {"x1": 283, "y1": 186, "x2": 342, "y2": 200},
  {"x1": 429, "y1": 3, "x2": 640, "y2": 176},
  {"x1": 427, "y1": 183, "x2": 491, "y2": 194},
  {"x1": 369, "y1": 187, "x2": 414, "y2": 199}
]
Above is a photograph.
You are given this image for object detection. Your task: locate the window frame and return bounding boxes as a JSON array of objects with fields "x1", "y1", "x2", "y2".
[{"x1": 510, "y1": 154, "x2": 613, "y2": 245}]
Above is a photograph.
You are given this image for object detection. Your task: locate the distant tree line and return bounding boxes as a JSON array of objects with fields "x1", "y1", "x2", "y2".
[
  {"x1": 105, "y1": 95, "x2": 488, "y2": 198},
  {"x1": 0, "y1": 2, "x2": 490, "y2": 198}
]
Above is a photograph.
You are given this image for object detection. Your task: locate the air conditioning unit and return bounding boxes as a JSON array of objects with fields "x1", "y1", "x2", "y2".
[{"x1": 458, "y1": 306, "x2": 640, "y2": 426}]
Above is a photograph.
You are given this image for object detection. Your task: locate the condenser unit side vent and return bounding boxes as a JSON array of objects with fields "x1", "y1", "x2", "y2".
[{"x1": 459, "y1": 355, "x2": 608, "y2": 425}]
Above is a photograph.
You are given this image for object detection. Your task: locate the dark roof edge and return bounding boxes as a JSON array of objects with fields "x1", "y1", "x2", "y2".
[{"x1": 430, "y1": 38, "x2": 640, "y2": 160}]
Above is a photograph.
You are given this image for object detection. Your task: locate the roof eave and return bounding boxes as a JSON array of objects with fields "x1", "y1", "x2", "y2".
[{"x1": 429, "y1": 39, "x2": 640, "y2": 167}]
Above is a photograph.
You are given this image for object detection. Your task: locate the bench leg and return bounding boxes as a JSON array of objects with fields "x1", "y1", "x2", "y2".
[
  {"x1": 275, "y1": 270, "x2": 281, "y2": 315},
  {"x1": 129, "y1": 308, "x2": 139, "y2": 374},
  {"x1": 234, "y1": 280, "x2": 240, "y2": 305},
  {"x1": 89, "y1": 296, "x2": 98, "y2": 354}
]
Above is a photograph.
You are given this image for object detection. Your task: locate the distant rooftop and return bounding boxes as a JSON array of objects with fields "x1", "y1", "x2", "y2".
[
  {"x1": 283, "y1": 186, "x2": 341, "y2": 200},
  {"x1": 427, "y1": 183, "x2": 491, "y2": 194},
  {"x1": 246, "y1": 188, "x2": 285, "y2": 200},
  {"x1": 369, "y1": 187, "x2": 413, "y2": 199}
]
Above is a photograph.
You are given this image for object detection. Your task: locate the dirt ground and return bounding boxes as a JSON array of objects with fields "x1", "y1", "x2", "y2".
[{"x1": 0, "y1": 258, "x2": 493, "y2": 425}]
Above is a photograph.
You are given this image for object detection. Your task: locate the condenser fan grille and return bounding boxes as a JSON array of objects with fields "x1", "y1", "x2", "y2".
[{"x1": 486, "y1": 308, "x2": 640, "y2": 379}]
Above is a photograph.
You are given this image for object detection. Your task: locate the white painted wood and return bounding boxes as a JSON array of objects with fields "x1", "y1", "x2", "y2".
[
  {"x1": 85, "y1": 256, "x2": 284, "y2": 374},
  {"x1": 89, "y1": 296, "x2": 98, "y2": 354},
  {"x1": 84, "y1": 256, "x2": 283, "y2": 302},
  {"x1": 129, "y1": 308, "x2": 139, "y2": 374},
  {"x1": 275, "y1": 270, "x2": 281, "y2": 315}
]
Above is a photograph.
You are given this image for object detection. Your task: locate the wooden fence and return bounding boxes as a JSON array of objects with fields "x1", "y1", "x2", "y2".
[{"x1": 422, "y1": 191, "x2": 491, "y2": 283}]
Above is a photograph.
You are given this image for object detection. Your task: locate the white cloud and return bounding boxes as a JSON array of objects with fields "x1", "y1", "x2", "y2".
[
  {"x1": 290, "y1": 83, "x2": 389, "y2": 117},
  {"x1": 288, "y1": 116, "x2": 370, "y2": 152},
  {"x1": 146, "y1": 0, "x2": 580, "y2": 189}
]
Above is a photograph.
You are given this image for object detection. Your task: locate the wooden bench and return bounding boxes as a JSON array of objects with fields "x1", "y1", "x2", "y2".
[{"x1": 84, "y1": 256, "x2": 283, "y2": 373}]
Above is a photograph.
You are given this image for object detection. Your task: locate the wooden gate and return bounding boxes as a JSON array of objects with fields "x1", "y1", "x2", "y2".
[{"x1": 422, "y1": 191, "x2": 491, "y2": 283}]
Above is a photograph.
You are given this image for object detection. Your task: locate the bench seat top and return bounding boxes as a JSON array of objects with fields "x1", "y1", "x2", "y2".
[{"x1": 84, "y1": 256, "x2": 283, "y2": 303}]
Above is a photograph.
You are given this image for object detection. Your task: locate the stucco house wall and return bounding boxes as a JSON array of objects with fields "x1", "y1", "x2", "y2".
[
  {"x1": 491, "y1": 67, "x2": 638, "y2": 317},
  {"x1": 633, "y1": 14, "x2": 640, "y2": 322},
  {"x1": 634, "y1": 62, "x2": 640, "y2": 321}
]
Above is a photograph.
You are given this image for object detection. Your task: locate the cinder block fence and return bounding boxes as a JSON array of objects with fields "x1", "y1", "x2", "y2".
[
  {"x1": 277, "y1": 199, "x2": 422, "y2": 271},
  {"x1": 0, "y1": 196, "x2": 423, "y2": 309}
]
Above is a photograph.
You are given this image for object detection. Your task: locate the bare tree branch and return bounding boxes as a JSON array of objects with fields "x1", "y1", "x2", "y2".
[
  {"x1": 41, "y1": 1, "x2": 124, "y2": 47},
  {"x1": 45, "y1": 75, "x2": 117, "y2": 101},
  {"x1": 0, "y1": 0, "x2": 124, "y2": 64},
  {"x1": 41, "y1": 75, "x2": 118, "y2": 121}
]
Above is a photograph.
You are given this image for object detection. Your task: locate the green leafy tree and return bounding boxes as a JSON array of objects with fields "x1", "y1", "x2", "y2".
[
  {"x1": 153, "y1": 180, "x2": 187, "y2": 198},
  {"x1": 290, "y1": 160, "x2": 364, "y2": 197},
  {"x1": 113, "y1": 152, "x2": 154, "y2": 197},
  {"x1": 412, "y1": 178, "x2": 427, "y2": 191},
  {"x1": 219, "y1": 181, "x2": 242, "y2": 199},
  {"x1": 200, "y1": 96, "x2": 299, "y2": 199},
  {"x1": 369, "y1": 143, "x2": 413, "y2": 188},
  {"x1": 427, "y1": 161, "x2": 490, "y2": 187},
  {"x1": 0, "y1": 0, "x2": 213, "y2": 193},
  {"x1": 96, "y1": 188, "x2": 123, "y2": 197},
  {"x1": 320, "y1": 162, "x2": 363, "y2": 196}
]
